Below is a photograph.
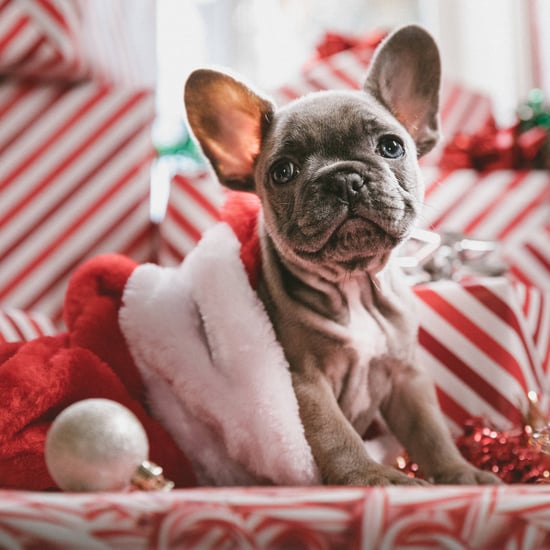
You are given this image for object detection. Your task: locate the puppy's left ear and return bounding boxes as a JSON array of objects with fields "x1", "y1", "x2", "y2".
[
  {"x1": 364, "y1": 25, "x2": 441, "y2": 157},
  {"x1": 184, "y1": 69, "x2": 275, "y2": 192}
]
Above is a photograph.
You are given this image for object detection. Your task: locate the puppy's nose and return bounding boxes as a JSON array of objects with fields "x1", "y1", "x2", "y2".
[{"x1": 334, "y1": 171, "x2": 365, "y2": 203}]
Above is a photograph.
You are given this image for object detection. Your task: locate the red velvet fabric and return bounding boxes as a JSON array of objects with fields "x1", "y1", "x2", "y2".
[{"x1": 0, "y1": 254, "x2": 196, "y2": 490}]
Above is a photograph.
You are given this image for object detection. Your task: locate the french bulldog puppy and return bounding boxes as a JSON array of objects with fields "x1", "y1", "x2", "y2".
[{"x1": 184, "y1": 25, "x2": 500, "y2": 485}]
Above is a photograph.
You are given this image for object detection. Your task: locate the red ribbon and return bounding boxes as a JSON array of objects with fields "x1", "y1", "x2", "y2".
[
  {"x1": 440, "y1": 119, "x2": 549, "y2": 171},
  {"x1": 312, "y1": 29, "x2": 387, "y2": 61}
]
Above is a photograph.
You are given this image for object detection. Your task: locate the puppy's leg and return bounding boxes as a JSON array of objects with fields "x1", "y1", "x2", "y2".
[
  {"x1": 379, "y1": 358, "x2": 501, "y2": 484},
  {"x1": 292, "y1": 368, "x2": 427, "y2": 486}
]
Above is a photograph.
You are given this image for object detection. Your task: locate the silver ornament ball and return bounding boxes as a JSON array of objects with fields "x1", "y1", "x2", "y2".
[{"x1": 45, "y1": 398, "x2": 149, "y2": 492}]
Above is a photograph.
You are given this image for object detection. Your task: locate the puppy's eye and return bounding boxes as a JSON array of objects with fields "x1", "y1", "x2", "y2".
[
  {"x1": 377, "y1": 135, "x2": 405, "y2": 159},
  {"x1": 271, "y1": 160, "x2": 299, "y2": 184}
]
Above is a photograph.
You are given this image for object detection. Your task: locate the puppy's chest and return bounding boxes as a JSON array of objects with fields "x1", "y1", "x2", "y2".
[
  {"x1": 330, "y1": 277, "x2": 413, "y2": 423},
  {"x1": 340, "y1": 278, "x2": 392, "y2": 361}
]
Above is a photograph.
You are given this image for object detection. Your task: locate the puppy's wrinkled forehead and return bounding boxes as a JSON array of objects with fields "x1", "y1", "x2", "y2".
[{"x1": 263, "y1": 90, "x2": 407, "y2": 158}]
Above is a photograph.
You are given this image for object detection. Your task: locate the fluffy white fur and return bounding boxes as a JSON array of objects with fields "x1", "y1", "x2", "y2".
[{"x1": 119, "y1": 222, "x2": 319, "y2": 486}]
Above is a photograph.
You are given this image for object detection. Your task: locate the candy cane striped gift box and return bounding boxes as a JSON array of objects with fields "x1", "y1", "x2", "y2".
[
  {"x1": 0, "y1": 0, "x2": 157, "y2": 86},
  {"x1": 416, "y1": 277, "x2": 550, "y2": 435},
  {"x1": 0, "y1": 0, "x2": 86, "y2": 81},
  {"x1": 515, "y1": 280, "x2": 550, "y2": 382},
  {"x1": 271, "y1": 38, "x2": 494, "y2": 166},
  {"x1": 0, "y1": 80, "x2": 157, "y2": 326},
  {"x1": 0, "y1": 308, "x2": 56, "y2": 344},
  {"x1": 157, "y1": 171, "x2": 225, "y2": 266},
  {"x1": 1, "y1": 486, "x2": 550, "y2": 548},
  {"x1": 420, "y1": 168, "x2": 550, "y2": 290}
]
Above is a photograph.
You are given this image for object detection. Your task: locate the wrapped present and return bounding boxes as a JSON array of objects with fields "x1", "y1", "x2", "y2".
[
  {"x1": 420, "y1": 167, "x2": 550, "y2": 290},
  {"x1": 0, "y1": 308, "x2": 56, "y2": 344},
  {"x1": 0, "y1": 80, "x2": 157, "y2": 325},
  {"x1": 415, "y1": 276, "x2": 550, "y2": 435},
  {"x1": 0, "y1": 0, "x2": 156, "y2": 86},
  {"x1": 397, "y1": 223, "x2": 550, "y2": 483},
  {"x1": 0, "y1": 0, "x2": 158, "y2": 326},
  {"x1": 0, "y1": 0, "x2": 86, "y2": 81},
  {"x1": 157, "y1": 171, "x2": 225, "y2": 266},
  {"x1": 271, "y1": 30, "x2": 495, "y2": 166},
  {"x1": 1, "y1": 486, "x2": 550, "y2": 547}
]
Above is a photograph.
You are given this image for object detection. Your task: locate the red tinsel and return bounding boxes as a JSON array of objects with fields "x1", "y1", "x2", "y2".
[
  {"x1": 456, "y1": 418, "x2": 550, "y2": 484},
  {"x1": 440, "y1": 119, "x2": 549, "y2": 171},
  {"x1": 397, "y1": 416, "x2": 550, "y2": 484}
]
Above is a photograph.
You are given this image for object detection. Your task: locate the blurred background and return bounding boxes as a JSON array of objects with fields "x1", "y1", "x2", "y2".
[{"x1": 157, "y1": 0, "x2": 549, "y2": 125}]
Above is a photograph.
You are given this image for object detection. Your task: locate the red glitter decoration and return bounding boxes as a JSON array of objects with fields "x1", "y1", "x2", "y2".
[
  {"x1": 456, "y1": 418, "x2": 550, "y2": 484},
  {"x1": 440, "y1": 120, "x2": 549, "y2": 171},
  {"x1": 396, "y1": 416, "x2": 550, "y2": 484}
]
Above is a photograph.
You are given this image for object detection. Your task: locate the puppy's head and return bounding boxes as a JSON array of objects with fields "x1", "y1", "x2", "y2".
[{"x1": 184, "y1": 25, "x2": 441, "y2": 277}]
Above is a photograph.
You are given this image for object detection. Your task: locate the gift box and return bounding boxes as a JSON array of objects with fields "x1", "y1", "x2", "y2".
[
  {"x1": 420, "y1": 168, "x2": 550, "y2": 290},
  {"x1": 0, "y1": 0, "x2": 158, "y2": 326},
  {"x1": 157, "y1": 171, "x2": 224, "y2": 266},
  {"x1": 0, "y1": 308, "x2": 56, "y2": 344},
  {"x1": 0, "y1": 0, "x2": 88, "y2": 81},
  {"x1": 416, "y1": 276, "x2": 550, "y2": 435},
  {"x1": 0, "y1": 79, "x2": 157, "y2": 325},
  {"x1": 0, "y1": 0, "x2": 157, "y2": 85},
  {"x1": 1, "y1": 486, "x2": 550, "y2": 547}
]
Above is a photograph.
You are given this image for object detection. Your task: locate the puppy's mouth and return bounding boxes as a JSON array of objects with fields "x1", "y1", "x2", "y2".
[{"x1": 323, "y1": 215, "x2": 398, "y2": 267}]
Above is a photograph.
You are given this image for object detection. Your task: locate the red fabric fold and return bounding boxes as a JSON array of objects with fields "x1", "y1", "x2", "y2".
[{"x1": 0, "y1": 254, "x2": 196, "y2": 490}]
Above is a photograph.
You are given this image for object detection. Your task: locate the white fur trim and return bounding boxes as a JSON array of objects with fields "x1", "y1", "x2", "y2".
[{"x1": 119, "y1": 223, "x2": 319, "y2": 486}]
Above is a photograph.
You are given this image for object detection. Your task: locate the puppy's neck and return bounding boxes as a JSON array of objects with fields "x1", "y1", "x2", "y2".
[{"x1": 258, "y1": 218, "x2": 390, "y2": 324}]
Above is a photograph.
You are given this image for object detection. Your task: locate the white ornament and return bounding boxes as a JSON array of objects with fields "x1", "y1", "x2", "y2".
[{"x1": 45, "y1": 398, "x2": 149, "y2": 492}]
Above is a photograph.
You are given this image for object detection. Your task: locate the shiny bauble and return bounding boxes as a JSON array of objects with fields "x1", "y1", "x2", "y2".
[{"x1": 45, "y1": 398, "x2": 149, "y2": 492}]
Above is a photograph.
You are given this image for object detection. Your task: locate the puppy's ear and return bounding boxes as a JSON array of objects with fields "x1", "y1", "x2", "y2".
[
  {"x1": 184, "y1": 69, "x2": 274, "y2": 192},
  {"x1": 364, "y1": 25, "x2": 441, "y2": 157}
]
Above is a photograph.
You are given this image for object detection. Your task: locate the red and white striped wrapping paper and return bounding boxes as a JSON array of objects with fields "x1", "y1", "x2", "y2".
[
  {"x1": 272, "y1": 40, "x2": 494, "y2": 166},
  {"x1": 0, "y1": 0, "x2": 156, "y2": 86},
  {"x1": 1, "y1": 486, "x2": 550, "y2": 548},
  {"x1": 0, "y1": 0, "x2": 84, "y2": 80},
  {"x1": 0, "y1": 80, "x2": 157, "y2": 326},
  {"x1": 515, "y1": 280, "x2": 550, "y2": 384},
  {"x1": 157, "y1": 171, "x2": 225, "y2": 266},
  {"x1": 421, "y1": 168, "x2": 550, "y2": 290},
  {"x1": 0, "y1": 308, "x2": 56, "y2": 343},
  {"x1": 416, "y1": 277, "x2": 550, "y2": 435}
]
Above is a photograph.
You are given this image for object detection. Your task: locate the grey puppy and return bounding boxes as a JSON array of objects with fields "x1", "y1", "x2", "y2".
[{"x1": 184, "y1": 25, "x2": 500, "y2": 486}]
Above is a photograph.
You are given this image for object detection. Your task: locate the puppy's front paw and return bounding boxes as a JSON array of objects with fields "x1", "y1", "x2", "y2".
[
  {"x1": 339, "y1": 465, "x2": 430, "y2": 487},
  {"x1": 433, "y1": 464, "x2": 502, "y2": 485}
]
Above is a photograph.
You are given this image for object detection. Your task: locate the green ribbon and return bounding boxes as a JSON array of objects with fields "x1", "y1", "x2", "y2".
[
  {"x1": 518, "y1": 88, "x2": 550, "y2": 132},
  {"x1": 153, "y1": 117, "x2": 205, "y2": 163}
]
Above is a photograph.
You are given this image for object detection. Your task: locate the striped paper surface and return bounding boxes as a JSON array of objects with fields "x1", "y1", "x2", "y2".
[
  {"x1": 421, "y1": 168, "x2": 550, "y2": 290},
  {"x1": 0, "y1": 0, "x2": 156, "y2": 85},
  {"x1": 1, "y1": 486, "x2": 550, "y2": 548},
  {"x1": 416, "y1": 277, "x2": 550, "y2": 434},
  {"x1": 0, "y1": 308, "x2": 56, "y2": 343},
  {"x1": 0, "y1": 80, "x2": 157, "y2": 325},
  {"x1": 158, "y1": 172, "x2": 224, "y2": 266},
  {"x1": 0, "y1": 0, "x2": 84, "y2": 80}
]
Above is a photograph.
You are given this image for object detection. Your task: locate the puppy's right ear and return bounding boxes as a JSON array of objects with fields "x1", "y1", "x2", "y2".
[
  {"x1": 184, "y1": 69, "x2": 274, "y2": 192},
  {"x1": 364, "y1": 25, "x2": 441, "y2": 157}
]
